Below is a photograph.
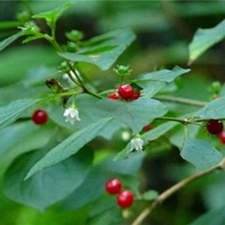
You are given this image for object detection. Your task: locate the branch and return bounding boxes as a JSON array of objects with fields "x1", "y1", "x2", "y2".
[
  {"x1": 131, "y1": 158, "x2": 225, "y2": 225},
  {"x1": 153, "y1": 95, "x2": 207, "y2": 107}
]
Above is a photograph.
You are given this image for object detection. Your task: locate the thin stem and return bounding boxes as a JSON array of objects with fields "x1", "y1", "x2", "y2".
[
  {"x1": 131, "y1": 158, "x2": 225, "y2": 225},
  {"x1": 67, "y1": 63, "x2": 103, "y2": 99},
  {"x1": 153, "y1": 95, "x2": 207, "y2": 107},
  {"x1": 155, "y1": 116, "x2": 189, "y2": 124}
]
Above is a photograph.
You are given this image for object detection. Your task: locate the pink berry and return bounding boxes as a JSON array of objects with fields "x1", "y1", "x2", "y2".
[
  {"x1": 105, "y1": 178, "x2": 122, "y2": 195},
  {"x1": 118, "y1": 84, "x2": 134, "y2": 100},
  {"x1": 206, "y1": 119, "x2": 223, "y2": 135},
  {"x1": 32, "y1": 109, "x2": 48, "y2": 125},
  {"x1": 117, "y1": 190, "x2": 134, "y2": 208}
]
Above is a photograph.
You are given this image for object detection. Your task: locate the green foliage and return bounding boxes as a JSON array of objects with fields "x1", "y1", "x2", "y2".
[
  {"x1": 32, "y1": 3, "x2": 73, "y2": 28},
  {"x1": 0, "y1": 30, "x2": 25, "y2": 52},
  {"x1": 181, "y1": 138, "x2": 222, "y2": 171},
  {"x1": 59, "y1": 29, "x2": 135, "y2": 70},
  {"x1": 0, "y1": 122, "x2": 38, "y2": 156},
  {"x1": 190, "y1": 207, "x2": 225, "y2": 225},
  {"x1": 1, "y1": 1, "x2": 225, "y2": 225},
  {"x1": 0, "y1": 99, "x2": 39, "y2": 129},
  {"x1": 4, "y1": 149, "x2": 93, "y2": 211},
  {"x1": 98, "y1": 98, "x2": 167, "y2": 134},
  {"x1": 197, "y1": 96, "x2": 225, "y2": 119},
  {"x1": 25, "y1": 117, "x2": 112, "y2": 180},
  {"x1": 189, "y1": 19, "x2": 225, "y2": 64}
]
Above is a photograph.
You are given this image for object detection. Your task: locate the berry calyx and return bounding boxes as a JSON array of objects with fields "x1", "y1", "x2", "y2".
[
  {"x1": 108, "y1": 93, "x2": 119, "y2": 100},
  {"x1": 219, "y1": 131, "x2": 225, "y2": 144},
  {"x1": 206, "y1": 119, "x2": 223, "y2": 135},
  {"x1": 118, "y1": 84, "x2": 134, "y2": 100},
  {"x1": 105, "y1": 178, "x2": 122, "y2": 195},
  {"x1": 117, "y1": 190, "x2": 134, "y2": 208},
  {"x1": 32, "y1": 109, "x2": 48, "y2": 125}
]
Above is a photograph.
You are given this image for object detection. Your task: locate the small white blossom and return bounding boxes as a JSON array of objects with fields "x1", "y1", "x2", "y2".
[
  {"x1": 63, "y1": 107, "x2": 81, "y2": 125},
  {"x1": 130, "y1": 137, "x2": 144, "y2": 152}
]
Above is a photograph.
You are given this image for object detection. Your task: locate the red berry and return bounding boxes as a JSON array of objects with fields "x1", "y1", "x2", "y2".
[
  {"x1": 206, "y1": 119, "x2": 223, "y2": 135},
  {"x1": 131, "y1": 91, "x2": 141, "y2": 100},
  {"x1": 219, "y1": 131, "x2": 225, "y2": 143},
  {"x1": 32, "y1": 109, "x2": 48, "y2": 125},
  {"x1": 143, "y1": 124, "x2": 152, "y2": 131},
  {"x1": 118, "y1": 84, "x2": 134, "y2": 100},
  {"x1": 108, "y1": 93, "x2": 119, "y2": 100},
  {"x1": 117, "y1": 190, "x2": 134, "y2": 208},
  {"x1": 105, "y1": 178, "x2": 122, "y2": 195}
]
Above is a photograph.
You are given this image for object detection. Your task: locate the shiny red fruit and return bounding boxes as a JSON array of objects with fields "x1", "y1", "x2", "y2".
[
  {"x1": 117, "y1": 190, "x2": 134, "y2": 208},
  {"x1": 105, "y1": 178, "x2": 122, "y2": 195},
  {"x1": 131, "y1": 91, "x2": 141, "y2": 100},
  {"x1": 32, "y1": 109, "x2": 48, "y2": 125},
  {"x1": 219, "y1": 131, "x2": 225, "y2": 143},
  {"x1": 206, "y1": 119, "x2": 223, "y2": 135},
  {"x1": 108, "y1": 93, "x2": 119, "y2": 100},
  {"x1": 118, "y1": 84, "x2": 134, "y2": 100}
]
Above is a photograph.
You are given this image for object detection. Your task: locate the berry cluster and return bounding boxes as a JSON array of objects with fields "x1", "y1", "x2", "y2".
[
  {"x1": 206, "y1": 119, "x2": 225, "y2": 144},
  {"x1": 108, "y1": 84, "x2": 140, "y2": 101},
  {"x1": 105, "y1": 178, "x2": 134, "y2": 208}
]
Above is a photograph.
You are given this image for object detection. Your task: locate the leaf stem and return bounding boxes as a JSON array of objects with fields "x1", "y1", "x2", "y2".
[
  {"x1": 131, "y1": 157, "x2": 225, "y2": 225},
  {"x1": 66, "y1": 63, "x2": 103, "y2": 99},
  {"x1": 153, "y1": 95, "x2": 207, "y2": 107}
]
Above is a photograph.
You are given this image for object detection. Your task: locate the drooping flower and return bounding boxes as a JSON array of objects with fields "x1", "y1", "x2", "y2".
[
  {"x1": 130, "y1": 137, "x2": 144, "y2": 152},
  {"x1": 63, "y1": 107, "x2": 81, "y2": 125}
]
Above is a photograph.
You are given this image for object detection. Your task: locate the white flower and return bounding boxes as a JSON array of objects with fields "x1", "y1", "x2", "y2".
[
  {"x1": 63, "y1": 107, "x2": 81, "y2": 125},
  {"x1": 130, "y1": 137, "x2": 144, "y2": 152}
]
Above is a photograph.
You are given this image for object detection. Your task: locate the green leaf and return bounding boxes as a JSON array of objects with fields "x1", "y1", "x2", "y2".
[
  {"x1": 22, "y1": 33, "x2": 45, "y2": 44},
  {"x1": 188, "y1": 19, "x2": 225, "y2": 64},
  {"x1": 0, "y1": 30, "x2": 25, "y2": 52},
  {"x1": 25, "y1": 117, "x2": 112, "y2": 180},
  {"x1": 33, "y1": 3, "x2": 73, "y2": 27},
  {"x1": 114, "y1": 121, "x2": 178, "y2": 161},
  {"x1": 50, "y1": 94, "x2": 121, "y2": 140},
  {"x1": 87, "y1": 197, "x2": 122, "y2": 225},
  {"x1": 58, "y1": 29, "x2": 136, "y2": 70},
  {"x1": 59, "y1": 166, "x2": 109, "y2": 210},
  {"x1": 137, "y1": 81, "x2": 166, "y2": 98},
  {"x1": 197, "y1": 96, "x2": 225, "y2": 119},
  {"x1": 141, "y1": 190, "x2": 158, "y2": 201},
  {"x1": 135, "y1": 66, "x2": 190, "y2": 83},
  {"x1": 3, "y1": 149, "x2": 93, "y2": 211},
  {"x1": 103, "y1": 152, "x2": 145, "y2": 174},
  {"x1": 143, "y1": 121, "x2": 179, "y2": 142},
  {"x1": 0, "y1": 122, "x2": 38, "y2": 156},
  {"x1": 0, "y1": 99, "x2": 39, "y2": 130},
  {"x1": 190, "y1": 207, "x2": 225, "y2": 225},
  {"x1": 180, "y1": 138, "x2": 222, "y2": 171},
  {"x1": 113, "y1": 142, "x2": 132, "y2": 161},
  {"x1": 98, "y1": 98, "x2": 168, "y2": 134}
]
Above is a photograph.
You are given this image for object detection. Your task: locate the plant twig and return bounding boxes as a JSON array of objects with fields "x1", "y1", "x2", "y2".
[
  {"x1": 131, "y1": 158, "x2": 225, "y2": 225},
  {"x1": 153, "y1": 95, "x2": 207, "y2": 107}
]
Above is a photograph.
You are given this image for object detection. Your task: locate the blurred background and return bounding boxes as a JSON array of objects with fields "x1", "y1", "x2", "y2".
[{"x1": 0, "y1": 1, "x2": 225, "y2": 225}]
